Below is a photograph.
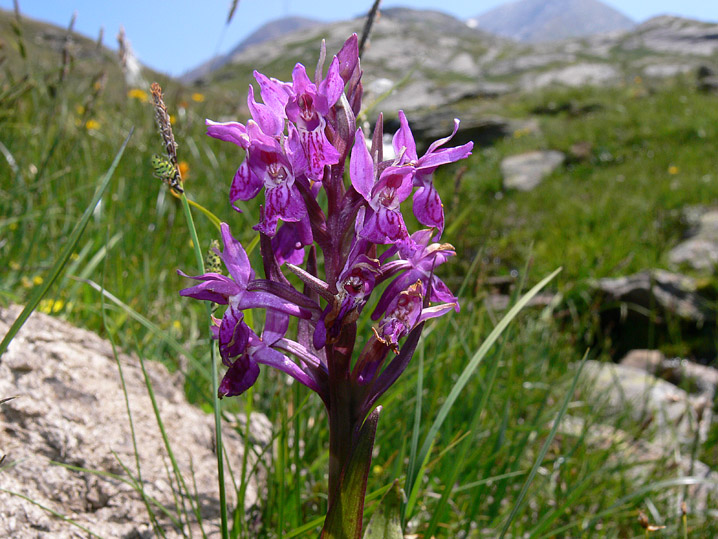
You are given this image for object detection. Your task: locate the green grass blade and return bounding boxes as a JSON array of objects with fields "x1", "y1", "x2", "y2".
[
  {"x1": 498, "y1": 351, "x2": 589, "y2": 537},
  {"x1": 77, "y1": 278, "x2": 213, "y2": 388},
  {"x1": 404, "y1": 267, "x2": 562, "y2": 517},
  {"x1": 179, "y1": 189, "x2": 228, "y2": 539},
  {"x1": 135, "y1": 342, "x2": 204, "y2": 535},
  {"x1": 403, "y1": 343, "x2": 424, "y2": 524},
  {"x1": 0, "y1": 129, "x2": 133, "y2": 359},
  {"x1": 424, "y1": 334, "x2": 506, "y2": 537},
  {"x1": 0, "y1": 487, "x2": 104, "y2": 538}
]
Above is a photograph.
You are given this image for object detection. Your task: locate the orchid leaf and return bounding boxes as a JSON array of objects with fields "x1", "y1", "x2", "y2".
[{"x1": 362, "y1": 480, "x2": 404, "y2": 539}]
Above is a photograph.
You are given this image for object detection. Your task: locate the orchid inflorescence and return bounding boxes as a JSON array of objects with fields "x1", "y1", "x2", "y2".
[{"x1": 178, "y1": 33, "x2": 472, "y2": 524}]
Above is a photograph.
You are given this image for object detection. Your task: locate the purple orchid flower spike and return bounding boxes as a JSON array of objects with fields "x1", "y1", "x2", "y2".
[
  {"x1": 393, "y1": 110, "x2": 474, "y2": 237},
  {"x1": 184, "y1": 34, "x2": 473, "y2": 536}
]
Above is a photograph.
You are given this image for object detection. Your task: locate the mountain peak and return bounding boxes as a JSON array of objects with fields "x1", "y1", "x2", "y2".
[{"x1": 470, "y1": 0, "x2": 635, "y2": 43}]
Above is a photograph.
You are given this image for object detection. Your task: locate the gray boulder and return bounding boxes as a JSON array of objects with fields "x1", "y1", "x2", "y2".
[
  {"x1": 594, "y1": 270, "x2": 713, "y2": 323},
  {"x1": 623, "y1": 16, "x2": 718, "y2": 57},
  {"x1": 669, "y1": 208, "x2": 718, "y2": 271},
  {"x1": 501, "y1": 150, "x2": 565, "y2": 191},
  {"x1": 522, "y1": 62, "x2": 621, "y2": 90},
  {"x1": 579, "y1": 360, "x2": 711, "y2": 449},
  {"x1": 0, "y1": 305, "x2": 270, "y2": 538},
  {"x1": 621, "y1": 349, "x2": 718, "y2": 401}
]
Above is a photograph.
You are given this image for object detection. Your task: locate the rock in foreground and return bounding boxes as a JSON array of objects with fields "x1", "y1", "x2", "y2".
[{"x1": 0, "y1": 305, "x2": 270, "y2": 538}]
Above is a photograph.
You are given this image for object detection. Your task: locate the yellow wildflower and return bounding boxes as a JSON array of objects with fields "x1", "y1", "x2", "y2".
[
  {"x1": 39, "y1": 299, "x2": 63, "y2": 314},
  {"x1": 191, "y1": 92, "x2": 205, "y2": 103},
  {"x1": 33, "y1": 275, "x2": 43, "y2": 285},
  {"x1": 128, "y1": 88, "x2": 148, "y2": 102},
  {"x1": 85, "y1": 119, "x2": 100, "y2": 131},
  {"x1": 668, "y1": 165, "x2": 679, "y2": 175}
]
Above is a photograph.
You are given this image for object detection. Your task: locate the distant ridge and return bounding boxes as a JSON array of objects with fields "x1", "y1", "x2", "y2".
[
  {"x1": 468, "y1": 0, "x2": 635, "y2": 42},
  {"x1": 181, "y1": 16, "x2": 324, "y2": 82}
]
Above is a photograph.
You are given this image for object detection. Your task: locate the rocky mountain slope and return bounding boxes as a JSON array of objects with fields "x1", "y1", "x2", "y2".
[
  {"x1": 468, "y1": 0, "x2": 635, "y2": 42},
  {"x1": 181, "y1": 16, "x2": 325, "y2": 82},
  {"x1": 185, "y1": 8, "x2": 718, "y2": 122}
]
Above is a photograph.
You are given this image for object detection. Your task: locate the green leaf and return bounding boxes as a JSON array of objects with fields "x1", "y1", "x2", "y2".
[
  {"x1": 404, "y1": 267, "x2": 562, "y2": 519},
  {"x1": 362, "y1": 480, "x2": 405, "y2": 539},
  {"x1": 322, "y1": 407, "x2": 381, "y2": 539}
]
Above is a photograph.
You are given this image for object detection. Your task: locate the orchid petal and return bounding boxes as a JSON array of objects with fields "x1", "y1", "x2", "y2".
[
  {"x1": 392, "y1": 110, "x2": 418, "y2": 162},
  {"x1": 412, "y1": 183, "x2": 444, "y2": 234},
  {"x1": 206, "y1": 119, "x2": 249, "y2": 148},
  {"x1": 350, "y1": 129, "x2": 374, "y2": 200},
  {"x1": 218, "y1": 354, "x2": 260, "y2": 398},
  {"x1": 230, "y1": 160, "x2": 263, "y2": 203},
  {"x1": 218, "y1": 223, "x2": 253, "y2": 287}
]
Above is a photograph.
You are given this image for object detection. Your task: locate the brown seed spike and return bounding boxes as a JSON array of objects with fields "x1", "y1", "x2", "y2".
[{"x1": 150, "y1": 82, "x2": 179, "y2": 167}]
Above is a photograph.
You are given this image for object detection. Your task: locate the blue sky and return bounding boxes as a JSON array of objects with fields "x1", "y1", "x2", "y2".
[{"x1": 3, "y1": 1, "x2": 718, "y2": 76}]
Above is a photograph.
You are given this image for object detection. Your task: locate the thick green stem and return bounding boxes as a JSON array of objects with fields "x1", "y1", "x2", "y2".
[{"x1": 322, "y1": 407, "x2": 381, "y2": 539}]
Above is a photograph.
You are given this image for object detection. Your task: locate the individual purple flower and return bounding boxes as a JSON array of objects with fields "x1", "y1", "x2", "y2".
[
  {"x1": 372, "y1": 229, "x2": 459, "y2": 320},
  {"x1": 252, "y1": 59, "x2": 343, "y2": 181},
  {"x1": 179, "y1": 223, "x2": 307, "y2": 364},
  {"x1": 225, "y1": 121, "x2": 308, "y2": 236},
  {"x1": 392, "y1": 110, "x2": 474, "y2": 236},
  {"x1": 351, "y1": 129, "x2": 414, "y2": 244},
  {"x1": 217, "y1": 324, "x2": 323, "y2": 398},
  {"x1": 373, "y1": 281, "x2": 455, "y2": 351},
  {"x1": 285, "y1": 60, "x2": 343, "y2": 180},
  {"x1": 314, "y1": 254, "x2": 380, "y2": 349}
]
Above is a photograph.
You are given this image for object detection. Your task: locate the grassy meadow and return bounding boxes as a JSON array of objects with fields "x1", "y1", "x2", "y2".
[{"x1": 3, "y1": 8, "x2": 718, "y2": 537}]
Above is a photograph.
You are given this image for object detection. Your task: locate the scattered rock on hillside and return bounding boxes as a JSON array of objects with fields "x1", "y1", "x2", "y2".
[
  {"x1": 0, "y1": 305, "x2": 271, "y2": 538},
  {"x1": 558, "y1": 414, "x2": 718, "y2": 511},
  {"x1": 595, "y1": 270, "x2": 713, "y2": 323},
  {"x1": 621, "y1": 349, "x2": 718, "y2": 400},
  {"x1": 697, "y1": 65, "x2": 718, "y2": 92},
  {"x1": 623, "y1": 16, "x2": 718, "y2": 57},
  {"x1": 669, "y1": 208, "x2": 718, "y2": 271},
  {"x1": 501, "y1": 150, "x2": 565, "y2": 191},
  {"x1": 579, "y1": 360, "x2": 711, "y2": 449},
  {"x1": 522, "y1": 62, "x2": 621, "y2": 90}
]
